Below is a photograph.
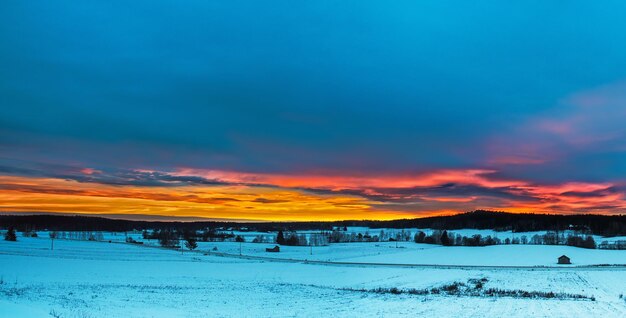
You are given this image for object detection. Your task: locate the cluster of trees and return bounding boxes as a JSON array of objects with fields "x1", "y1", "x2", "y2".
[
  {"x1": 254, "y1": 229, "x2": 415, "y2": 246},
  {"x1": 273, "y1": 231, "x2": 329, "y2": 246},
  {"x1": 51, "y1": 231, "x2": 105, "y2": 241},
  {"x1": 413, "y1": 230, "x2": 598, "y2": 249},
  {"x1": 150, "y1": 229, "x2": 333, "y2": 248},
  {"x1": 565, "y1": 235, "x2": 597, "y2": 249},
  {"x1": 150, "y1": 230, "x2": 179, "y2": 247},
  {"x1": 324, "y1": 229, "x2": 416, "y2": 243},
  {"x1": 414, "y1": 230, "x2": 500, "y2": 246},
  {"x1": 4, "y1": 227, "x2": 16, "y2": 241},
  {"x1": 276, "y1": 231, "x2": 308, "y2": 246},
  {"x1": 145, "y1": 229, "x2": 247, "y2": 249},
  {"x1": 196, "y1": 229, "x2": 235, "y2": 242},
  {"x1": 368, "y1": 210, "x2": 626, "y2": 236},
  {"x1": 527, "y1": 232, "x2": 596, "y2": 249},
  {"x1": 272, "y1": 229, "x2": 419, "y2": 245},
  {"x1": 148, "y1": 229, "x2": 199, "y2": 251},
  {"x1": 184, "y1": 237, "x2": 198, "y2": 250},
  {"x1": 142, "y1": 229, "x2": 235, "y2": 243},
  {"x1": 327, "y1": 230, "x2": 378, "y2": 243},
  {"x1": 323, "y1": 229, "x2": 409, "y2": 243}
]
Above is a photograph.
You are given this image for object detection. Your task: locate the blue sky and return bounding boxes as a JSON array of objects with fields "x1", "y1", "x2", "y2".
[{"x1": 2, "y1": 1, "x2": 626, "y2": 219}]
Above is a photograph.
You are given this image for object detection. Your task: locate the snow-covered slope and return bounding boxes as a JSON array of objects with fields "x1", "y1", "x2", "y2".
[{"x1": 1, "y1": 235, "x2": 625, "y2": 317}]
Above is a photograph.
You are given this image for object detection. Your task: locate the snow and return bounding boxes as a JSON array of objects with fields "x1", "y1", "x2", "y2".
[
  {"x1": 190, "y1": 241, "x2": 626, "y2": 266},
  {"x1": 1, "y1": 234, "x2": 625, "y2": 317}
]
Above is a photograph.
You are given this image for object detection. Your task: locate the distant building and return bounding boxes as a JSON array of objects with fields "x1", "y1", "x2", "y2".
[
  {"x1": 266, "y1": 245, "x2": 280, "y2": 253},
  {"x1": 558, "y1": 255, "x2": 571, "y2": 264}
]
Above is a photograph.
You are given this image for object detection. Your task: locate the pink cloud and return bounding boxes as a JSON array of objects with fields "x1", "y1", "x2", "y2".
[
  {"x1": 484, "y1": 79, "x2": 626, "y2": 167},
  {"x1": 173, "y1": 168, "x2": 527, "y2": 190},
  {"x1": 80, "y1": 168, "x2": 102, "y2": 175}
]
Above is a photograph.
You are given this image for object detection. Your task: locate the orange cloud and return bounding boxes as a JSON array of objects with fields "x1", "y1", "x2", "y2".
[
  {"x1": 0, "y1": 176, "x2": 410, "y2": 221},
  {"x1": 1, "y1": 167, "x2": 625, "y2": 221}
]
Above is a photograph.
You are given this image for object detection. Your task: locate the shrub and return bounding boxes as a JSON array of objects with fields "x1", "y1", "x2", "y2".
[
  {"x1": 185, "y1": 238, "x2": 198, "y2": 251},
  {"x1": 276, "y1": 231, "x2": 285, "y2": 245},
  {"x1": 440, "y1": 230, "x2": 451, "y2": 246},
  {"x1": 158, "y1": 230, "x2": 178, "y2": 247},
  {"x1": 4, "y1": 227, "x2": 16, "y2": 241},
  {"x1": 414, "y1": 231, "x2": 426, "y2": 243}
]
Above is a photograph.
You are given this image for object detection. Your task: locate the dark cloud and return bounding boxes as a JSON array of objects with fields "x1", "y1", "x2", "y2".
[
  {"x1": 300, "y1": 183, "x2": 540, "y2": 205},
  {"x1": 561, "y1": 187, "x2": 619, "y2": 198},
  {"x1": 253, "y1": 198, "x2": 290, "y2": 204},
  {"x1": 2, "y1": 1, "x2": 626, "y2": 181},
  {"x1": 0, "y1": 159, "x2": 228, "y2": 187},
  {"x1": 74, "y1": 170, "x2": 227, "y2": 187}
]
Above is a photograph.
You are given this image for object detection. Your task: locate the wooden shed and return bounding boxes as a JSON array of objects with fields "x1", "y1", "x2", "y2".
[
  {"x1": 266, "y1": 245, "x2": 280, "y2": 253},
  {"x1": 557, "y1": 255, "x2": 571, "y2": 264}
]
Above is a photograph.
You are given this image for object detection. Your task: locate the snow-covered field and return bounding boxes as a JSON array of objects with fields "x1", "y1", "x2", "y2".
[
  {"x1": 1, "y1": 234, "x2": 625, "y2": 317},
  {"x1": 228, "y1": 227, "x2": 626, "y2": 244},
  {"x1": 195, "y1": 241, "x2": 626, "y2": 267}
]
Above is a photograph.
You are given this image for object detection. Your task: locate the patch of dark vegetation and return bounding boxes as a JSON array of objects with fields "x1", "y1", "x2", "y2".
[
  {"x1": 0, "y1": 276, "x2": 29, "y2": 298},
  {"x1": 483, "y1": 288, "x2": 594, "y2": 301},
  {"x1": 341, "y1": 278, "x2": 595, "y2": 301},
  {"x1": 0, "y1": 285, "x2": 28, "y2": 297},
  {"x1": 4, "y1": 226, "x2": 17, "y2": 241},
  {"x1": 468, "y1": 277, "x2": 488, "y2": 290}
]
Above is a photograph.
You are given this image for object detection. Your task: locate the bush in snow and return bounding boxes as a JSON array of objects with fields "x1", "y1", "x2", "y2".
[
  {"x1": 185, "y1": 238, "x2": 198, "y2": 251},
  {"x1": 440, "y1": 230, "x2": 451, "y2": 246},
  {"x1": 414, "y1": 231, "x2": 426, "y2": 243},
  {"x1": 344, "y1": 278, "x2": 594, "y2": 301},
  {"x1": 157, "y1": 230, "x2": 178, "y2": 247},
  {"x1": 4, "y1": 227, "x2": 17, "y2": 241},
  {"x1": 21, "y1": 229, "x2": 37, "y2": 238},
  {"x1": 276, "y1": 230, "x2": 285, "y2": 245}
]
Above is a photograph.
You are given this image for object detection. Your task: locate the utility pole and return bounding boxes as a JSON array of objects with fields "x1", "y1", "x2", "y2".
[
  {"x1": 49, "y1": 231, "x2": 56, "y2": 251},
  {"x1": 510, "y1": 220, "x2": 516, "y2": 244},
  {"x1": 394, "y1": 233, "x2": 398, "y2": 248}
]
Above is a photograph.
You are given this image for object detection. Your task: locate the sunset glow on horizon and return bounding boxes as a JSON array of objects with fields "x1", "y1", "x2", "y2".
[{"x1": 1, "y1": 167, "x2": 624, "y2": 221}]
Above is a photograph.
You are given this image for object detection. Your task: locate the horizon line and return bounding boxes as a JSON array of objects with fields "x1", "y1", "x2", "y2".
[{"x1": 1, "y1": 210, "x2": 623, "y2": 224}]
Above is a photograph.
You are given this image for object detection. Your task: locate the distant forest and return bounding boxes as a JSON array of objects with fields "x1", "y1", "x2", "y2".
[{"x1": 1, "y1": 210, "x2": 625, "y2": 236}]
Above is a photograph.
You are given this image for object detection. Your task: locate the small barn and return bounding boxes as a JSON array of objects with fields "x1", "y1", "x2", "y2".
[
  {"x1": 558, "y1": 255, "x2": 571, "y2": 264},
  {"x1": 266, "y1": 245, "x2": 280, "y2": 253}
]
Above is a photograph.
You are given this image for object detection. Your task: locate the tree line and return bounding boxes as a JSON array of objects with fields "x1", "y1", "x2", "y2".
[
  {"x1": 2, "y1": 211, "x2": 624, "y2": 236},
  {"x1": 413, "y1": 230, "x2": 598, "y2": 249}
]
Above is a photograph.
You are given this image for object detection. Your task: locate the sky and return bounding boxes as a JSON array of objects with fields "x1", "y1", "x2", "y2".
[{"x1": 2, "y1": 1, "x2": 626, "y2": 221}]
